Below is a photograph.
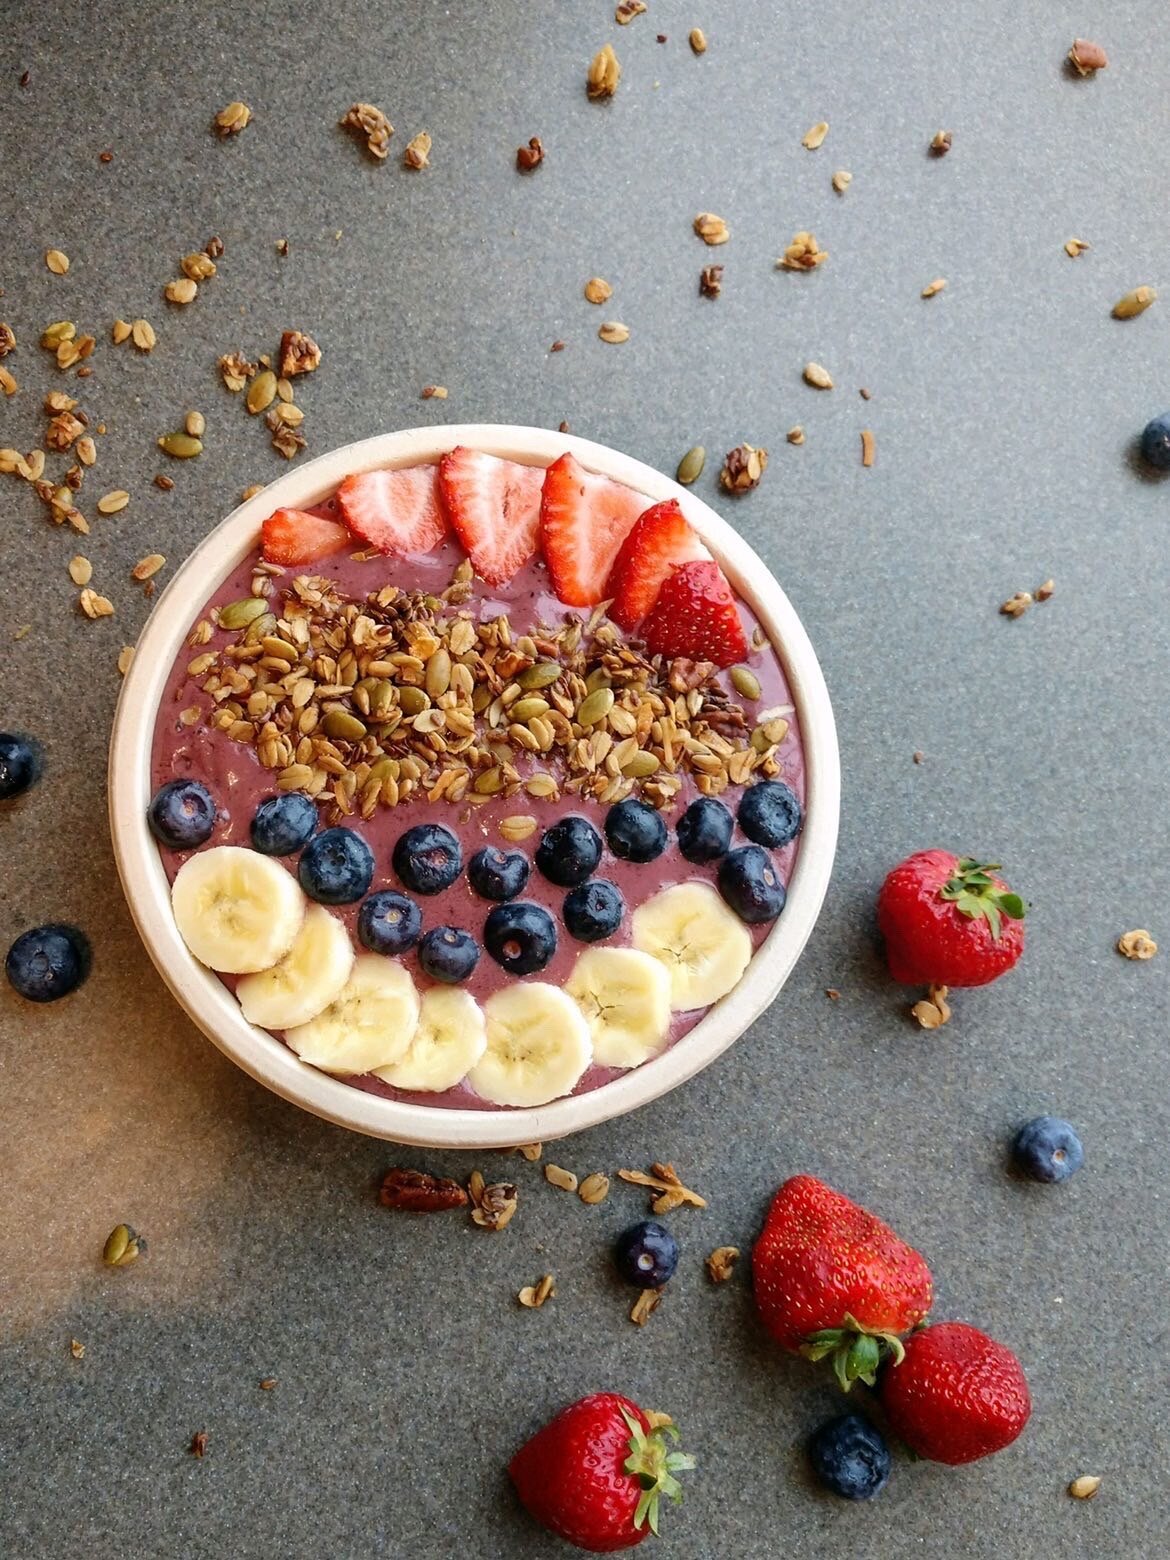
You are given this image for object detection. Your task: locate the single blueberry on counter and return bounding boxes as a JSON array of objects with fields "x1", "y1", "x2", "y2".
[
  {"x1": 147, "y1": 778, "x2": 217, "y2": 850},
  {"x1": 614, "y1": 1221, "x2": 679, "y2": 1289},
  {"x1": 1139, "y1": 412, "x2": 1170, "y2": 471},
  {"x1": 418, "y1": 926, "x2": 480, "y2": 984},
  {"x1": 563, "y1": 880, "x2": 625, "y2": 943},
  {"x1": 737, "y1": 779, "x2": 803, "y2": 848},
  {"x1": 358, "y1": 890, "x2": 422, "y2": 956},
  {"x1": 535, "y1": 815, "x2": 603, "y2": 887},
  {"x1": 251, "y1": 792, "x2": 318, "y2": 856},
  {"x1": 0, "y1": 732, "x2": 45, "y2": 801},
  {"x1": 298, "y1": 826, "x2": 374, "y2": 904},
  {"x1": 808, "y1": 1414, "x2": 891, "y2": 1501},
  {"x1": 604, "y1": 798, "x2": 668, "y2": 863},
  {"x1": 393, "y1": 823, "x2": 462, "y2": 895},
  {"x1": 6, "y1": 923, "x2": 92, "y2": 1003},
  {"x1": 468, "y1": 846, "x2": 530, "y2": 902},
  {"x1": 484, "y1": 901, "x2": 557, "y2": 974},
  {"x1": 1012, "y1": 1116, "x2": 1084, "y2": 1183},
  {"x1": 718, "y1": 845, "x2": 786, "y2": 923},
  {"x1": 676, "y1": 796, "x2": 734, "y2": 863}
]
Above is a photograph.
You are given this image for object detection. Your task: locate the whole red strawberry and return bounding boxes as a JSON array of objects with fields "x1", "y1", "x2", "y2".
[
  {"x1": 752, "y1": 1175, "x2": 933, "y2": 1389},
  {"x1": 877, "y1": 850, "x2": 1026, "y2": 987},
  {"x1": 879, "y1": 1321, "x2": 1031, "y2": 1464},
  {"x1": 509, "y1": 1393, "x2": 694, "y2": 1553}
]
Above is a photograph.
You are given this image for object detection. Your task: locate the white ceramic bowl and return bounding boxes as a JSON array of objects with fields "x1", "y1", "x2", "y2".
[{"x1": 109, "y1": 425, "x2": 839, "y2": 1148}]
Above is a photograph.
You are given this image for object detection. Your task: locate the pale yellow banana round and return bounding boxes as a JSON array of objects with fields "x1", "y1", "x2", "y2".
[
  {"x1": 236, "y1": 904, "x2": 354, "y2": 1030},
  {"x1": 565, "y1": 946, "x2": 672, "y2": 1068},
  {"x1": 285, "y1": 954, "x2": 419, "y2": 1075},
  {"x1": 470, "y1": 984, "x2": 592, "y2": 1107},
  {"x1": 631, "y1": 880, "x2": 752, "y2": 1011},
  {"x1": 171, "y1": 845, "x2": 305, "y2": 974},
  {"x1": 376, "y1": 985, "x2": 487, "y2": 1093}
]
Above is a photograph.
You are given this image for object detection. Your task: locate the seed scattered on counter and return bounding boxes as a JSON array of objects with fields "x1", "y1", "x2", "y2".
[
  {"x1": 912, "y1": 751, "x2": 924, "y2": 765},
  {"x1": 578, "y1": 1173, "x2": 610, "y2": 1205},
  {"x1": 97, "y1": 489, "x2": 129, "y2": 514},
  {"x1": 860, "y1": 386, "x2": 872, "y2": 400},
  {"x1": 598, "y1": 321, "x2": 630, "y2": 344},
  {"x1": 132, "y1": 554, "x2": 166, "y2": 581},
  {"x1": 280, "y1": 330, "x2": 320, "y2": 378},
  {"x1": 220, "y1": 350, "x2": 257, "y2": 391},
  {"x1": 117, "y1": 645, "x2": 135, "y2": 676},
  {"x1": 259, "y1": 1377, "x2": 278, "y2": 1390},
  {"x1": 804, "y1": 361, "x2": 833, "y2": 389},
  {"x1": 275, "y1": 237, "x2": 289, "y2": 255},
  {"x1": 403, "y1": 130, "x2": 432, "y2": 169},
  {"x1": 1113, "y1": 286, "x2": 1156, "y2": 319},
  {"x1": 861, "y1": 429, "x2": 875, "y2": 467},
  {"x1": 699, "y1": 263, "x2": 723, "y2": 298},
  {"x1": 693, "y1": 212, "x2": 729, "y2": 246},
  {"x1": 630, "y1": 1288, "x2": 663, "y2": 1326},
  {"x1": 1117, "y1": 929, "x2": 1157, "y2": 960},
  {"x1": 182, "y1": 251, "x2": 217, "y2": 281},
  {"x1": 1000, "y1": 590, "x2": 1032, "y2": 619},
  {"x1": 241, "y1": 482, "x2": 264, "y2": 500},
  {"x1": 46, "y1": 249, "x2": 70, "y2": 275},
  {"x1": 921, "y1": 277, "x2": 947, "y2": 298},
  {"x1": 102, "y1": 1223, "x2": 144, "y2": 1266},
  {"x1": 79, "y1": 588, "x2": 115, "y2": 618},
  {"x1": 930, "y1": 129, "x2": 953, "y2": 155},
  {"x1": 584, "y1": 276, "x2": 612, "y2": 304},
  {"x1": 831, "y1": 169, "x2": 852, "y2": 193},
  {"x1": 68, "y1": 555, "x2": 92, "y2": 585},
  {"x1": 911, "y1": 983, "x2": 951, "y2": 1030},
  {"x1": 689, "y1": 27, "x2": 708, "y2": 54},
  {"x1": 470, "y1": 1179, "x2": 519, "y2": 1230},
  {"x1": 214, "y1": 99, "x2": 251, "y2": 135},
  {"x1": 706, "y1": 1246, "x2": 739, "y2": 1283},
  {"x1": 545, "y1": 1163, "x2": 579, "y2": 1193},
  {"x1": 184, "y1": 410, "x2": 205, "y2": 438},
  {"x1": 779, "y1": 231, "x2": 828, "y2": 270},
  {"x1": 1035, "y1": 578, "x2": 1055, "y2": 601},
  {"x1": 516, "y1": 1143, "x2": 543, "y2": 1161},
  {"x1": 421, "y1": 384, "x2": 448, "y2": 399},
  {"x1": 825, "y1": 987, "x2": 841, "y2": 999},
  {"x1": 0, "y1": 366, "x2": 16, "y2": 396},
  {"x1": 720, "y1": 442, "x2": 767, "y2": 492},
  {"x1": 615, "y1": 0, "x2": 646, "y2": 21},
  {"x1": 676, "y1": 445, "x2": 706, "y2": 485},
  {"x1": 1068, "y1": 1475, "x2": 1102, "y2": 1500},
  {"x1": 76, "y1": 435, "x2": 96, "y2": 465},
  {"x1": 787, "y1": 426, "x2": 804, "y2": 446},
  {"x1": 340, "y1": 101, "x2": 393, "y2": 158},
  {"x1": 69, "y1": 1338, "x2": 85, "y2": 1359},
  {"x1": 549, "y1": 340, "x2": 565, "y2": 352},
  {"x1": 588, "y1": 43, "x2": 621, "y2": 98},
  {"x1": 618, "y1": 1163, "x2": 706, "y2": 1214},
  {"x1": 801, "y1": 121, "x2": 829, "y2": 150},
  {"x1": 1065, "y1": 237, "x2": 1090, "y2": 258},
  {"x1": 518, "y1": 1274, "x2": 557, "y2": 1308},
  {"x1": 1068, "y1": 38, "x2": 1108, "y2": 76},
  {"x1": 158, "y1": 431, "x2": 203, "y2": 458},
  {"x1": 189, "y1": 1431, "x2": 209, "y2": 1459},
  {"x1": 111, "y1": 318, "x2": 131, "y2": 344},
  {"x1": 131, "y1": 318, "x2": 156, "y2": 352},
  {"x1": 0, "y1": 322, "x2": 15, "y2": 355}
]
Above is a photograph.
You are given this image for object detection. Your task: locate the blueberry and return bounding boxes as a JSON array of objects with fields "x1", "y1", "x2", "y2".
[
  {"x1": 5, "y1": 923, "x2": 91, "y2": 1003},
  {"x1": 676, "y1": 796, "x2": 734, "y2": 863},
  {"x1": 0, "y1": 732, "x2": 45, "y2": 801},
  {"x1": 563, "y1": 880, "x2": 625, "y2": 943},
  {"x1": 298, "y1": 826, "x2": 374, "y2": 904},
  {"x1": 808, "y1": 1413, "x2": 891, "y2": 1501},
  {"x1": 737, "y1": 780, "x2": 803, "y2": 848},
  {"x1": 418, "y1": 926, "x2": 480, "y2": 984},
  {"x1": 613, "y1": 1221, "x2": 679, "y2": 1289},
  {"x1": 393, "y1": 823, "x2": 462, "y2": 895},
  {"x1": 605, "y1": 798, "x2": 668, "y2": 863},
  {"x1": 250, "y1": 792, "x2": 318, "y2": 855},
  {"x1": 1140, "y1": 412, "x2": 1170, "y2": 471},
  {"x1": 717, "y1": 845, "x2": 786, "y2": 923},
  {"x1": 1012, "y1": 1116, "x2": 1084, "y2": 1183},
  {"x1": 358, "y1": 890, "x2": 422, "y2": 955},
  {"x1": 484, "y1": 901, "x2": 557, "y2": 974},
  {"x1": 468, "y1": 846, "x2": 530, "y2": 902},
  {"x1": 535, "y1": 815, "x2": 603, "y2": 887},
  {"x1": 147, "y1": 778, "x2": 217, "y2": 850}
]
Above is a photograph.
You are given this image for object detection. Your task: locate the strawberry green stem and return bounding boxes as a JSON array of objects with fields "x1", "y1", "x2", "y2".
[
  {"x1": 800, "y1": 1313, "x2": 908, "y2": 1391},
  {"x1": 938, "y1": 857, "x2": 1025, "y2": 942},
  {"x1": 620, "y1": 1410, "x2": 696, "y2": 1535}
]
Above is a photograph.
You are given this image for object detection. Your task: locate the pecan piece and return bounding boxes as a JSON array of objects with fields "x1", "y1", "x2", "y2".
[
  {"x1": 378, "y1": 1167, "x2": 469, "y2": 1212},
  {"x1": 280, "y1": 329, "x2": 321, "y2": 378}
]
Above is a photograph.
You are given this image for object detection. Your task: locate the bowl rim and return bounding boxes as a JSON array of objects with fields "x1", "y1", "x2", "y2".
[{"x1": 108, "y1": 424, "x2": 839, "y2": 1148}]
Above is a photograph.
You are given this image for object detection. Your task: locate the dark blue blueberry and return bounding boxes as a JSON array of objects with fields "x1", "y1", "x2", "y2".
[
  {"x1": 1012, "y1": 1116, "x2": 1084, "y2": 1183},
  {"x1": 298, "y1": 826, "x2": 374, "y2": 904},
  {"x1": 418, "y1": 926, "x2": 480, "y2": 984},
  {"x1": 358, "y1": 890, "x2": 422, "y2": 955},
  {"x1": 1140, "y1": 412, "x2": 1170, "y2": 471},
  {"x1": 717, "y1": 845, "x2": 786, "y2": 923},
  {"x1": 484, "y1": 901, "x2": 557, "y2": 974},
  {"x1": 676, "y1": 796, "x2": 734, "y2": 863},
  {"x1": 250, "y1": 792, "x2": 318, "y2": 856},
  {"x1": 613, "y1": 1220, "x2": 679, "y2": 1289},
  {"x1": 563, "y1": 880, "x2": 625, "y2": 943},
  {"x1": 147, "y1": 778, "x2": 217, "y2": 850},
  {"x1": 5, "y1": 923, "x2": 92, "y2": 1003},
  {"x1": 468, "y1": 846, "x2": 530, "y2": 902},
  {"x1": 535, "y1": 815, "x2": 603, "y2": 887},
  {"x1": 604, "y1": 798, "x2": 668, "y2": 863},
  {"x1": 393, "y1": 823, "x2": 462, "y2": 895},
  {"x1": 808, "y1": 1414, "x2": 891, "y2": 1501},
  {"x1": 737, "y1": 780, "x2": 803, "y2": 848},
  {"x1": 0, "y1": 732, "x2": 45, "y2": 801}
]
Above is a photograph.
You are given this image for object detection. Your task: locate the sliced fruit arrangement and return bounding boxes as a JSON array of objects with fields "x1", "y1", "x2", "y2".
[
  {"x1": 631, "y1": 882, "x2": 752, "y2": 1011},
  {"x1": 284, "y1": 954, "x2": 419, "y2": 1075},
  {"x1": 375, "y1": 985, "x2": 487, "y2": 1093},
  {"x1": 236, "y1": 904, "x2": 353, "y2": 1030},
  {"x1": 260, "y1": 506, "x2": 351, "y2": 565},
  {"x1": 605, "y1": 498, "x2": 711, "y2": 632},
  {"x1": 538, "y1": 451, "x2": 649, "y2": 606},
  {"x1": 471, "y1": 984, "x2": 593, "y2": 1107},
  {"x1": 336, "y1": 463, "x2": 448, "y2": 555},
  {"x1": 640, "y1": 558, "x2": 749, "y2": 668},
  {"x1": 438, "y1": 446, "x2": 544, "y2": 586},
  {"x1": 565, "y1": 946, "x2": 672, "y2": 1067},
  {"x1": 171, "y1": 846, "x2": 305, "y2": 975}
]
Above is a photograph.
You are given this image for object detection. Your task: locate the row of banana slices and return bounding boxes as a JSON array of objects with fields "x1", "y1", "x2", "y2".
[{"x1": 170, "y1": 845, "x2": 754, "y2": 1107}]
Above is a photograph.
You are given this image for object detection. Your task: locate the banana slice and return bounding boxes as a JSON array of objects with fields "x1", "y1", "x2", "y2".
[
  {"x1": 469, "y1": 984, "x2": 592, "y2": 1107},
  {"x1": 284, "y1": 953, "x2": 419, "y2": 1075},
  {"x1": 171, "y1": 845, "x2": 305, "y2": 974},
  {"x1": 375, "y1": 985, "x2": 487, "y2": 1093},
  {"x1": 565, "y1": 947, "x2": 672, "y2": 1068},
  {"x1": 236, "y1": 905, "x2": 355, "y2": 1031},
  {"x1": 631, "y1": 881, "x2": 752, "y2": 1011}
]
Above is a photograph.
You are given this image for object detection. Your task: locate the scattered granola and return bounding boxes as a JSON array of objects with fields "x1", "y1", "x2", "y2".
[
  {"x1": 1069, "y1": 39, "x2": 1108, "y2": 76},
  {"x1": 0, "y1": 367, "x2": 16, "y2": 396},
  {"x1": 241, "y1": 483, "x2": 264, "y2": 501},
  {"x1": 131, "y1": 319, "x2": 156, "y2": 352},
  {"x1": 378, "y1": 1167, "x2": 468, "y2": 1211},
  {"x1": 1117, "y1": 929, "x2": 1157, "y2": 960},
  {"x1": 1065, "y1": 238, "x2": 1090, "y2": 258},
  {"x1": 803, "y1": 361, "x2": 833, "y2": 389},
  {"x1": 720, "y1": 443, "x2": 767, "y2": 492},
  {"x1": 689, "y1": 28, "x2": 708, "y2": 54},
  {"x1": 598, "y1": 321, "x2": 630, "y2": 344},
  {"x1": 1000, "y1": 591, "x2": 1032, "y2": 619},
  {"x1": 588, "y1": 43, "x2": 621, "y2": 98},
  {"x1": 46, "y1": 249, "x2": 70, "y2": 275},
  {"x1": 930, "y1": 129, "x2": 953, "y2": 155},
  {"x1": 102, "y1": 1223, "x2": 144, "y2": 1266},
  {"x1": 270, "y1": 420, "x2": 307, "y2": 460},
  {"x1": 0, "y1": 322, "x2": 15, "y2": 355},
  {"x1": 205, "y1": 236, "x2": 225, "y2": 259},
  {"x1": 189, "y1": 1431, "x2": 209, "y2": 1458},
  {"x1": 132, "y1": 554, "x2": 166, "y2": 581},
  {"x1": 706, "y1": 1246, "x2": 739, "y2": 1283},
  {"x1": 420, "y1": 385, "x2": 448, "y2": 400},
  {"x1": 912, "y1": 751, "x2": 924, "y2": 766},
  {"x1": 70, "y1": 1338, "x2": 85, "y2": 1359},
  {"x1": 340, "y1": 102, "x2": 394, "y2": 159},
  {"x1": 111, "y1": 318, "x2": 131, "y2": 344},
  {"x1": 247, "y1": 370, "x2": 278, "y2": 415},
  {"x1": 1035, "y1": 578, "x2": 1055, "y2": 601},
  {"x1": 825, "y1": 987, "x2": 841, "y2": 999},
  {"x1": 699, "y1": 263, "x2": 723, "y2": 298},
  {"x1": 630, "y1": 1289, "x2": 663, "y2": 1326},
  {"x1": 470, "y1": 1178, "x2": 519, "y2": 1230},
  {"x1": 616, "y1": 1, "x2": 646, "y2": 21},
  {"x1": 276, "y1": 238, "x2": 289, "y2": 255},
  {"x1": 185, "y1": 410, "x2": 206, "y2": 438},
  {"x1": 921, "y1": 277, "x2": 947, "y2": 298},
  {"x1": 516, "y1": 1143, "x2": 543, "y2": 1161},
  {"x1": 578, "y1": 1173, "x2": 610, "y2": 1205},
  {"x1": 778, "y1": 231, "x2": 827, "y2": 270},
  {"x1": 182, "y1": 251, "x2": 217, "y2": 281},
  {"x1": 117, "y1": 645, "x2": 135, "y2": 676},
  {"x1": 519, "y1": 1274, "x2": 557, "y2": 1308},
  {"x1": 544, "y1": 1163, "x2": 578, "y2": 1193},
  {"x1": 516, "y1": 136, "x2": 544, "y2": 172},
  {"x1": 693, "y1": 212, "x2": 729, "y2": 246},
  {"x1": 832, "y1": 170, "x2": 852, "y2": 193},
  {"x1": 259, "y1": 1378, "x2": 278, "y2": 1391},
  {"x1": 220, "y1": 351, "x2": 258, "y2": 391},
  {"x1": 549, "y1": 340, "x2": 565, "y2": 352},
  {"x1": 214, "y1": 100, "x2": 251, "y2": 136},
  {"x1": 1068, "y1": 1476, "x2": 1103, "y2": 1500},
  {"x1": 158, "y1": 431, "x2": 203, "y2": 459},
  {"x1": 801, "y1": 121, "x2": 829, "y2": 150},
  {"x1": 861, "y1": 429, "x2": 875, "y2": 467},
  {"x1": 68, "y1": 555, "x2": 92, "y2": 585},
  {"x1": 911, "y1": 983, "x2": 951, "y2": 1030},
  {"x1": 154, "y1": 474, "x2": 175, "y2": 491},
  {"x1": 1114, "y1": 286, "x2": 1157, "y2": 319},
  {"x1": 584, "y1": 277, "x2": 613, "y2": 305},
  {"x1": 787, "y1": 426, "x2": 804, "y2": 446},
  {"x1": 403, "y1": 131, "x2": 432, "y2": 169},
  {"x1": 79, "y1": 588, "x2": 115, "y2": 618},
  {"x1": 618, "y1": 1163, "x2": 706, "y2": 1214}
]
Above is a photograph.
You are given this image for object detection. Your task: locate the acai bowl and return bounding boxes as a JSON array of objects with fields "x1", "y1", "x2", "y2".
[{"x1": 109, "y1": 426, "x2": 839, "y2": 1148}]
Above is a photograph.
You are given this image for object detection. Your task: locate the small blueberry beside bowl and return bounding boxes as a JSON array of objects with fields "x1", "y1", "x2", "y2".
[
  {"x1": 0, "y1": 732, "x2": 45, "y2": 801},
  {"x1": 299, "y1": 826, "x2": 375, "y2": 904},
  {"x1": 614, "y1": 1220, "x2": 679, "y2": 1289},
  {"x1": 147, "y1": 778, "x2": 217, "y2": 850},
  {"x1": 1012, "y1": 1116, "x2": 1084, "y2": 1183},
  {"x1": 251, "y1": 793, "x2": 318, "y2": 856},
  {"x1": 6, "y1": 923, "x2": 92, "y2": 1003},
  {"x1": 808, "y1": 1413, "x2": 891, "y2": 1501}
]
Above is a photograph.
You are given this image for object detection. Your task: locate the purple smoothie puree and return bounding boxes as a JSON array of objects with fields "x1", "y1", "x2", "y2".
[{"x1": 149, "y1": 486, "x2": 806, "y2": 1110}]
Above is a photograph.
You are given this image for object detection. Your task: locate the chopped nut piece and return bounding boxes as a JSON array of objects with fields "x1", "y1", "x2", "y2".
[
  {"x1": 1065, "y1": 238, "x2": 1090, "y2": 258},
  {"x1": 518, "y1": 1273, "x2": 556, "y2": 1308},
  {"x1": 578, "y1": 1173, "x2": 610, "y2": 1205},
  {"x1": 421, "y1": 385, "x2": 448, "y2": 399},
  {"x1": 921, "y1": 277, "x2": 947, "y2": 298},
  {"x1": 615, "y1": 1, "x2": 646, "y2": 21},
  {"x1": 1068, "y1": 1476, "x2": 1103, "y2": 1500},
  {"x1": 544, "y1": 1163, "x2": 578, "y2": 1193},
  {"x1": 631, "y1": 1289, "x2": 663, "y2": 1326},
  {"x1": 832, "y1": 169, "x2": 853, "y2": 193},
  {"x1": 241, "y1": 483, "x2": 265, "y2": 501},
  {"x1": 861, "y1": 429, "x2": 876, "y2": 468},
  {"x1": 778, "y1": 231, "x2": 828, "y2": 270},
  {"x1": 689, "y1": 27, "x2": 708, "y2": 54},
  {"x1": 219, "y1": 350, "x2": 257, "y2": 391},
  {"x1": 787, "y1": 426, "x2": 805, "y2": 446},
  {"x1": 165, "y1": 277, "x2": 198, "y2": 305},
  {"x1": 79, "y1": 588, "x2": 115, "y2": 619},
  {"x1": 271, "y1": 422, "x2": 307, "y2": 460},
  {"x1": 0, "y1": 367, "x2": 16, "y2": 396},
  {"x1": 279, "y1": 330, "x2": 321, "y2": 378},
  {"x1": 1000, "y1": 591, "x2": 1032, "y2": 619},
  {"x1": 275, "y1": 238, "x2": 289, "y2": 255},
  {"x1": 259, "y1": 1377, "x2": 277, "y2": 1390},
  {"x1": 470, "y1": 1180, "x2": 518, "y2": 1230},
  {"x1": 131, "y1": 319, "x2": 156, "y2": 352},
  {"x1": 587, "y1": 43, "x2": 621, "y2": 99},
  {"x1": 1113, "y1": 287, "x2": 1156, "y2": 319},
  {"x1": 205, "y1": 236, "x2": 225, "y2": 259},
  {"x1": 699, "y1": 263, "x2": 723, "y2": 298},
  {"x1": 1117, "y1": 929, "x2": 1157, "y2": 960},
  {"x1": 46, "y1": 412, "x2": 85, "y2": 451},
  {"x1": 598, "y1": 321, "x2": 630, "y2": 344},
  {"x1": 68, "y1": 555, "x2": 93, "y2": 585},
  {"x1": 77, "y1": 435, "x2": 97, "y2": 465},
  {"x1": 720, "y1": 442, "x2": 768, "y2": 493},
  {"x1": 0, "y1": 322, "x2": 15, "y2": 355},
  {"x1": 70, "y1": 1338, "x2": 85, "y2": 1359},
  {"x1": 378, "y1": 1167, "x2": 468, "y2": 1211},
  {"x1": 676, "y1": 445, "x2": 706, "y2": 485},
  {"x1": 1069, "y1": 38, "x2": 1108, "y2": 75},
  {"x1": 189, "y1": 1431, "x2": 209, "y2": 1458},
  {"x1": 516, "y1": 1143, "x2": 543, "y2": 1161},
  {"x1": 111, "y1": 318, "x2": 132, "y2": 344},
  {"x1": 706, "y1": 1245, "x2": 740, "y2": 1283},
  {"x1": 911, "y1": 983, "x2": 951, "y2": 1029},
  {"x1": 102, "y1": 1223, "x2": 144, "y2": 1265},
  {"x1": 214, "y1": 100, "x2": 251, "y2": 136},
  {"x1": 132, "y1": 554, "x2": 166, "y2": 580},
  {"x1": 825, "y1": 987, "x2": 841, "y2": 999},
  {"x1": 403, "y1": 130, "x2": 432, "y2": 169},
  {"x1": 1035, "y1": 578, "x2": 1055, "y2": 601},
  {"x1": 584, "y1": 276, "x2": 613, "y2": 305},
  {"x1": 117, "y1": 645, "x2": 135, "y2": 676},
  {"x1": 97, "y1": 489, "x2": 129, "y2": 515},
  {"x1": 340, "y1": 102, "x2": 394, "y2": 159},
  {"x1": 802, "y1": 121, "x2": 829, "y2": 150},
  {"x1": 930, "y1": 129, "x2": 953, "y2": 155},
  {"x1": 41, "y1": 321, "x2": 76, "y2": 349},
  {"x1": 618, "y1": 1162, "x2": 706, "y2": 1213},
  {"x1": 693, "y1": 212, "x2": 729, "y2": 246},
  {"x1": 516, "y1": 136, "x2": 544, "y2": 172},
  {"x1": 803, "y1": 360, "x2": 834, "y2": 389},
  {"x1": 46, "y1": 249, "x2": 70, "y2": 275}
]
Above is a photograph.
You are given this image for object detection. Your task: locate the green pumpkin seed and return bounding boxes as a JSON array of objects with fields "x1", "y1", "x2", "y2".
[
  {"x1": 584, "y1": 668, "x2": 612, "y2": 694},
  {"x1": 621, "y1": 751, "x2": 660, "y2": 778},
  {"x1": 218, "y1": 596, "x2": 269, "y2": 630},
  {"x1": 473, "y1": 764, "x2": 505, "y2": 794},
  {"x1": 322, "y1": 709, "x2": 368, "y2": 741},
  {"x1": 425, "y1": 647, "x2": 452, "y2": 698},
  {"x1": 510, "y1": 696, "x2": 550, "y2": 722},
  {"x1": 157, "y1": 431, "x2": 203, "y2": 458},
  {"x1": 244, "y1": 612, "x2": 278, "y2": 643},
  {"x1": 730, "y1": 665, "x2": 762, "y2": 700},
  {"x1": 676, "y1": 445, "x2": 706, "y2": 485},
  {"x1": 398, "y1": 685, "x2": 430, "y2": 716},
  {"x1": 102, "y1": 1223, "x2": 144, "y2": 1267},
  {"x1": 369, "y1": 679, "x2": 396, "y2": 718},
  {"x1": 261, "y1": 635, "x2": 298, "y2": 661},
  {"x1": 577, "y1": 687, "x2": 615, "y2": 726},
  {"x1": 472, "y1": 685, "x2": 493, "y2": 713},
  {"x1": 517, "y1": 661, "x2": 562, "y2": 691},
  {"x1": 246, "y1": 369, "x2": 278, "y2": 415}
]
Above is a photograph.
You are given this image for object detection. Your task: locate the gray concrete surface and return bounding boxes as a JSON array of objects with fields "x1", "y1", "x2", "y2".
[{"x1": 1, "y1": 2, "x2": 1167, "y2": 1555}]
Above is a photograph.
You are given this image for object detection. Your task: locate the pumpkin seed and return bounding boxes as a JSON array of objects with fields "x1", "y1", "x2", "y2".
[
  {"x1": 473, "y1": 765, "x2": 504, "y2": 794},
  {"x1": 517, "y1": 661, "x2": 562, "y2": 691},
  {"x1": 398, "y1": 685, "x2": 430, "y2": 716},
  {"x1": 246, "y1": 370, "x2": 278, "y2": 415},
  {"x1": 584, "y1": 667, "x2": 612, "y2": 693},
  {"x1": 218, "y1": 596, "x2": 269, "y2": 630},
  {"x1": 322, "y1": 709, "x2": 368, "y2": 741},
  {"x1": 244, "y1": 613, "x2": 278, "y2": 643},
  {"x1": 676, "y1": 445, "x2": 706, "y2": 485},
  {"x1": 510, "y1": 696, "x2": 550, "y2": 722},
  {"x1": 261, "y1": 634, "x2": 298, "y2": 660},
  {"x1": 731, "y1": 666, "x2": 761, "y2": 700},
  {"x1": 577, "y1": 687, "x2": 615, "y2": 726},
  {"x1": 425, "y1": 647, "x2": 451, "y2": 698},
  {"x1": 158, "y1": 431, "x2": 203, "y2": 458},
  {"x1": 621, "y1": 751, "x2": 659, "y2": 778}
]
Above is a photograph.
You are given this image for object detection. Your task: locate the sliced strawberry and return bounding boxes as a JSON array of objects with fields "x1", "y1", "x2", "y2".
[
  {"x1": 437, "y1": 447, "x2": 544, "y2": 586},
  {"x1": 539, "y1": 452, "x2": 649, "y2": 607},
  {"x1": 260, "y1": 507, "x2": 352, "y2": 566},
  {"x1": 336, "y1": 465, "x2": 448, "y2": 556},
  {"x1": 605, "y1": 499, "x2": 712, "y2": 632},
  {"x1": 639, "y1": 559, "x2": 749, "y2": 667}
]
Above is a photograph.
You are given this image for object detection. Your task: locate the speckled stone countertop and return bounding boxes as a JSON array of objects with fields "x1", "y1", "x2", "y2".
[{"x1": 1, "y1": 4, "x2": 1167, "y2": 1556}]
